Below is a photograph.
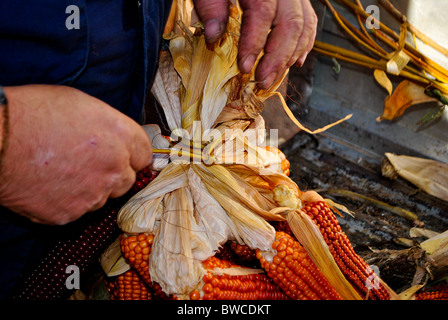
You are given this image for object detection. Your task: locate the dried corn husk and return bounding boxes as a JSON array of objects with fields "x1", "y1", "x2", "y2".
[
  {"x1": 110, "y1": 0, "x2": 361, "y2": 298},
  {"x1": 420, "y1": 230, "x2": 448, "y2": 280},
  {"x1": 100, "y1": 237, "x2": 131, "y2": 277},
  {"x1": 142, "y1": 124, "x2": 170, "y2": 171},
  {"x1": 382, "y1": 152, "x2": 448, "y2": 202}
]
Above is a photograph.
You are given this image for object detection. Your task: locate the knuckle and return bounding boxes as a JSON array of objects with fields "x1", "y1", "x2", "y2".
[
  {"x1": 114, "y1": 118, "x2": 134, "y2": 139},
  {"x1": 243, "y1": 0, "x2": 276, "y2": 20},
  {"x1": 257, "y1": 2, "x2": 276, "y2": 19},
  {"x1": 107, "y1": 153, "x2": 128, "y2": 174},
  {"x1": 110, "y1": 169, "x2": 136, "y2": 198},
  {"x1": 309, "y1": 11, "x2": 318, "y2": 27},
  {"x1": 285, "y1": 16, "x2": 303, "y2": 32},
  {"x1": 120, "y1": 171, "x2": 136, "y2": 189}
]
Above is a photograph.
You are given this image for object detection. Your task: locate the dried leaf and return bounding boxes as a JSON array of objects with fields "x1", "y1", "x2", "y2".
[
  {"x1": 324, "y1": 198, "x2": 355, "y2": 218},
  {"x1": 379, "y1": 80, "x2": 437, "y2": 121},
  {"x1": 374, "y1": 69, "x2": 393, "y2": 96},
  {"x1": 386, "y1": 22, "x2": 410, "y2": 76},
  {"x1": 420, "y1": 230, "x2": 448, "y2": 280},
  {"x1": 398, "y1": 284, "x2": 424, "y2": 300},
  {"x1": 409, "y1": 227, "x2": 440, "y2": 239},
  {"x1": 148, "y1": 187, "x2": 206, "y2": 295},
  {"x1": 151, "y1": 50, "x2": 182, "y2": 131},
  {"x1": 421, "y1": 230, "x2": 448, "y2": 255},
  {"x1": 118, "y1": 163, "x2": 190, "y2": 233}
]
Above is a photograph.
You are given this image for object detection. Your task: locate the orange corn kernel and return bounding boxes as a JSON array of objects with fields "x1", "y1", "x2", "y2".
[
  {"x1": 302, "y1": 201, "x2": 391, "y2": 300},
  {"x1": 257, "y1": 232, "x2": 342, "y2": 300}
]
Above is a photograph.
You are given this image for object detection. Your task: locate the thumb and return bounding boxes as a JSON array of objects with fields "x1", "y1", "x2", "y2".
[{"x1": 193, "y1": 0, "x2": 230, "y2": 43}]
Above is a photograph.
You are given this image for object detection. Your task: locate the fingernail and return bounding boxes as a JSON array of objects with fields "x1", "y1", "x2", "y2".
[
  {"x1": 241, "y1": 54, "x2": 256, "y2": 73},
  {"x1": 204, "y1": 19, "x2": 223, "y2": 43},
  {"x1": 262, "y1": 72, "x2": 277, "y2": 89}
]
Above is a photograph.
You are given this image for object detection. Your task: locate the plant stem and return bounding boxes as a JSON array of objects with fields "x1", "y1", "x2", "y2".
[
  {"x1": 313, "y1": 41, "x2": 448, "y2": 96},
  {"x1": 372, "y1": 29, "x2": 448, "y2": 83},
  {"x1": 334, "y1": 0, "x2": 448, "y2": 83},
  {"x1": 323, "y1": 0, "x2": 387, "y2": 58},
  {"x1": 378, "y1": 0, "x2": 448, "y2": 56},
  {"x1": 353, "y1": 0, "x2": 388, "y2": 55},
  {"x1": 324, "y1": 188, "x2": 424, "y2": 226},
  {"x1": 152, "y1": 148, "x2": 205, "y2": 162}
]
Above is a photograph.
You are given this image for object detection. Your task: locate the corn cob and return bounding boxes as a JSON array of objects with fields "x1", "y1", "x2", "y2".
[
  {"x1": 12, "y1": 167, "x2": 158, "y2": 300},
  {"x1": 188, "y1": 257, "x2": 289, "y2": 300},
  {"x1": 106, "y1": 269, "x2": 152, "y2": 300},
  {"x1": 119, "y1": 232, "x2": 174, "y2": 300},
  {"x1": 229, "y1": 241, "x2": 258, "y2": 265},
  {"x1": 214, "y1": 242, "x2": 239, "y2": 265},
  {"x1": 301, "y1": 201, "x2": 391, "y2": 300},
  {"x1": 119, "y1": 235, "x2": 287, "y2": 300},
  {"x1": 415, "y1": 284, "x2": 448, "y2": 300},
  {"x1": 256, "y1": 231, "x2": 343, "y2": 300},
  {"x1": 120, "y1": 233, "x2": 154, "y2": 286}
]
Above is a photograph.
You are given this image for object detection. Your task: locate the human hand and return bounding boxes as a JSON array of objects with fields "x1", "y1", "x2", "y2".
[
  {"x1": 0, "y1": 85, "x2": 152, "y2": 225},
  {"x1": 193, "y1": 0, "x2": 318, "y2": 89}
]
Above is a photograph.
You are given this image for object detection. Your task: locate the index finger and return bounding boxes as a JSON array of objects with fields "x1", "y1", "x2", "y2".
[
  {"x1": 254, "y1": 0, "x2": 305, "y2": 88},
  {"x1": 237, "y1": 0, "x2": 277, "y2": 74},
  {"x1": 129, "y1": 124, "x2": 153, "y2": 172}
]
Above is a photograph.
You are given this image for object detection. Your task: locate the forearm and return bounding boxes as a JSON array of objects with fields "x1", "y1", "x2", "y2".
[{"x1": 0, "y1": 86, "x2": 9, "y2": 172}]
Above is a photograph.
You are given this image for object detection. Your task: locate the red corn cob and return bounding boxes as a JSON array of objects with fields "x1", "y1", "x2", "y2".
[
  {"x1": 188, "y1": 257, "x2": 289, "y2": 300},
  {"x1": 301, "y1": 201, "x2": 391, "y2": 300},
  {"x1": 214, "y1": 242, "x2": 239, "y2": 265},
  {"x1": 119, "y1": 232, "x2": 174, "y2": 300},
  {"x1": 230, "y1": 241, "x2": 257, "y2": 263},
  {"x1": 415, "y1": 284, "x2": 448, "y2": 300},
  {"x1": 257, "y1": 231, "x2": 343, "y2": 300}
]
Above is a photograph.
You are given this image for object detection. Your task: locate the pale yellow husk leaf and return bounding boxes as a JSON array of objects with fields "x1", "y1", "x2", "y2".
[
  {"x1": 100, "y1": 237, "x2": 131, "y2": 277},
  {"x1": 385, "y1": 152, "x2": 448, "y2": 202}
]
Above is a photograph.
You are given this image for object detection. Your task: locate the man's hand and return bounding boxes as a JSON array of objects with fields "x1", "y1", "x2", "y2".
[
  {"x1": 194, "y1": 0, "x2": 318, "y2": 89},
  {"x1": 0, "y1": 85, "x2": 152, "y2": 225}
]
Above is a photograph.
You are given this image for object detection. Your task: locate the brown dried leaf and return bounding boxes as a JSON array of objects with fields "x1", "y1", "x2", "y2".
[{"x1": 378, "y1": 80, "x2": 437, "y2": 121}]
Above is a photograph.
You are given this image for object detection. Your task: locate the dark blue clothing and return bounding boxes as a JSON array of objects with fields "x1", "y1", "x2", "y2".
[
  {"x1": 0, "y1": 0, "x2": 171, "y2": 121},
  {"x1": 0, "y1": 0, "x2": 172, "y2": 299}
]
